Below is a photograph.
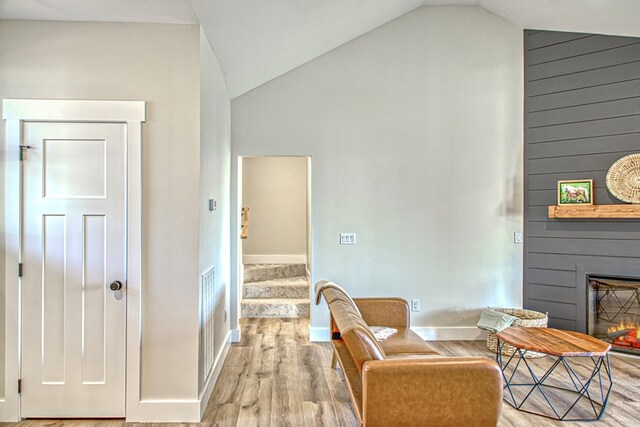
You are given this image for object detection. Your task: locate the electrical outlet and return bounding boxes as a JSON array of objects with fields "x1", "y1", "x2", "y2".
[
  {"x1": 340, "y1": 233, "x2": 357, "y2": 245},
  {"x1": 411, "y1": 299, "x2": 420, "y2": 312},
  {"x1": 514, "y1": 232, "x2": 523, "y2": 244}
]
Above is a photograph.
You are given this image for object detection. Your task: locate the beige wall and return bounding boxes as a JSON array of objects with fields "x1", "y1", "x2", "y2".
[
  {"x1": 231, "y1": 6, "x2": 524, "y2": 331},
  {"x1": 0, "y1": 133, "x2": 3, "y2": 398},
  {"x1": 197, "y1": 28, "x2": 231, "y2": 394},
  {"x1": 0, "y1": 20, "x2": 201, "y2": 404},
  {"x1": 242, "y1": 157, "x2": 308, "y2": 261}
]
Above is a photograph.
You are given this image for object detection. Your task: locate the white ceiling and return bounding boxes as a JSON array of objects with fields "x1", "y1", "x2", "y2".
[
  {"x1": 192, "y1": 0, "x2": 428, "y2": 98},
  {"x1": 2, "y1": 0, "x2": 639, "y2": 98},
  {"x1": 480, "y1": 0, "x2": 640, "y2": 40}
]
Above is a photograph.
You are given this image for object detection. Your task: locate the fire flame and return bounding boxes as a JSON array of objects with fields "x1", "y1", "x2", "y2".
[{"x1": 608, "y1": 319, "x2": 640, "y2": 337}]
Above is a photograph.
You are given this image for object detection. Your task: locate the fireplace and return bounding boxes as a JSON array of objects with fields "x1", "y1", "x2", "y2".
[{"x1": 587, "y1": 275, "x2": 640, "y2": 355}]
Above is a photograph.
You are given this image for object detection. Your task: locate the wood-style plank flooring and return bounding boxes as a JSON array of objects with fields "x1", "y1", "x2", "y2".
[
  {"x1": 432, "y1": 340, "x2": 640, "y2": 427},
  {"x1": 2, "y1": 317, "x2": 639, "y2": 426}
]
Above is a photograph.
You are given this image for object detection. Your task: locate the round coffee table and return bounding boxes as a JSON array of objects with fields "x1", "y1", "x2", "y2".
[{"x1": 495, "y1": 326, "x2": 613, "y2": 421}]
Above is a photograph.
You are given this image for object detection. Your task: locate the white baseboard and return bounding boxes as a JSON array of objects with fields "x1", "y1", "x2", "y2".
[
  {"x1": 127, "y1": 333, "x2": 232, "y2": 423},
  {"x1": 243, "y1": 254, "x2": 306, "y2": 264},
  {"x1": 413, "y1": 326, "x2": 487, "y2": 341},
  {"x1": 199, "y1": 331, "x2": 231, "y2": 418},
  {"x1": 0, "y1": 398, "x2": 19, "y2": 422},
  {"x1": 230, "y1": 328, "x2": 241, "y2": 343},
  {"x1": 310, "y1": 327, "x2": 330, "y2": 342},
  {"x1": 127, "y1": 399, "x2": 201, "y2": 422}
]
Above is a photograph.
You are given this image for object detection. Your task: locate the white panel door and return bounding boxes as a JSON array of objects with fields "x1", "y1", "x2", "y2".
[{"x1": 21, "y1": 122, "x2": 126, "y2": 417}]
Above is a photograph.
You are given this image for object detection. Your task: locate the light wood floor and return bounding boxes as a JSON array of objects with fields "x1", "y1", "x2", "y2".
[{"x1": 2, "y1": 317, "x2": 640, "y2": 426}]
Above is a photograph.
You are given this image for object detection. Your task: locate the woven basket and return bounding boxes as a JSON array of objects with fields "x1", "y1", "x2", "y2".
[{"x1": 486, "y1": 308, "x2": 548, "y2": 359}]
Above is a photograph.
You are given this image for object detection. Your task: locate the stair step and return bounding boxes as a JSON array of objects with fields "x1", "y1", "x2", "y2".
[
  {"x1": 241, "y1": 298, "x2": 310, "y2": 318},
  {"x1": 244, "y1": 263, "x2": 307, "y2": 284},
  {"x1": 243, "y1": 276, "x2": 309, "y2": 299}
]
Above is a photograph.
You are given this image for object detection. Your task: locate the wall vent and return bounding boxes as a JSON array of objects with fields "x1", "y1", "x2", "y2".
[{"x1": 200, "y1": 266, "x2": 215, "y2": 383}]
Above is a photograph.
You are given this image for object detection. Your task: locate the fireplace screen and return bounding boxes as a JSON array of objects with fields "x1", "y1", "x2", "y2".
[{"x1": 588, "y1": 276, "x2": 640, "y2": 355}]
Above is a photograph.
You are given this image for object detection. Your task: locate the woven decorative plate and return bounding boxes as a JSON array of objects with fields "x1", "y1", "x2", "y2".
[{"x1": 606, "y1": 153, "x2": 640, "y2": 203}]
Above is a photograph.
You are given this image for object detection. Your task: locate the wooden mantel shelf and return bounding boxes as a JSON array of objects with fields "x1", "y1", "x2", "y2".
[{"x1": 548, "y1": 204, "x2": 640, "y2": 219}]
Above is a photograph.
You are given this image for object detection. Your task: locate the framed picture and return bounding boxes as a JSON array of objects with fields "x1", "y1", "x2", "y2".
[{"x1": 558, "y1": 179, "x2": 593, "y2": 205}]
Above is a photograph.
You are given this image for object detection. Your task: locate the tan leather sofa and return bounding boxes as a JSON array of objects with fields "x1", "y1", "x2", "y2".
[{"x1": 315, "y1": 280, "x2": 503, "y2": 427}]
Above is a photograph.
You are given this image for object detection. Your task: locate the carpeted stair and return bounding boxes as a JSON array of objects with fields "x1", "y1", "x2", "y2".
[{"x1": 241, "y1": 264, "x2": 310, "y2": 318}]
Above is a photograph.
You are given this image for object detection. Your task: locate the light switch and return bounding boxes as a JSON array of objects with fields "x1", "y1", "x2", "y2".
[
  {"x1": 514, "y1": 232, "x2": 523, "y2": 244},
  {"x1": 340, "y1": 233, "x2": 356, "y2": 245}
]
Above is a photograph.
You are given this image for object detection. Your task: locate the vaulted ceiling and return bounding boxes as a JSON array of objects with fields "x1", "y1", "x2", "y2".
[{"x1": 1, "y1": 0, "x2": 639, "y2": 98}]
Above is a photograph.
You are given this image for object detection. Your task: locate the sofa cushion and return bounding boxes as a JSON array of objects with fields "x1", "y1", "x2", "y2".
[
  {"x1": 380, "y1": 327, "x2": 439, "y2": 356},
  {"x1": 361, "y1": 357, "x2": 503, "y2": 427}
]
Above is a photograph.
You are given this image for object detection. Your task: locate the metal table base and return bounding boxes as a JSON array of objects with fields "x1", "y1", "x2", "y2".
[{"x1": 496, "y1": 340, "x2": 613, "y2": 421}]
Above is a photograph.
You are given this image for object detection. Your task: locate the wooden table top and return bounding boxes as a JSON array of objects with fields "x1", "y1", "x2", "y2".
[{"x1": 495, "y1": 326, "x2": 611, "y2": 357}]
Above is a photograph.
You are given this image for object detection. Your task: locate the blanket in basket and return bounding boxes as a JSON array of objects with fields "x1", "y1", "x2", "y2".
[{"x1": 477, "y1": 309, "x2": 519, "y2": 333}]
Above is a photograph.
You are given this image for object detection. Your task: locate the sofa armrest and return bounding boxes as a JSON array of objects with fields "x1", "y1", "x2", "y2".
[
  {"x1": 362, "y1": 357, "x2": 502, "y2": 427},
  {"x1": 353, "y1": 298, "x2": 410, "y2": 328}
]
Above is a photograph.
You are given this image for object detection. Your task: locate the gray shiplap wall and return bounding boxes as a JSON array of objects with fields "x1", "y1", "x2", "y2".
[{"x1": 524, "y1": 30, "x2": 640, "y2": 331}]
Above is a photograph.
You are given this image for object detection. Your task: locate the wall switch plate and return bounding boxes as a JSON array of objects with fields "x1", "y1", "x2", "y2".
[
  {"x1": 411, "y1": 299, "x2": 420, "y2": 312},
  {"x1": 340, "y1": 233, "x2": 356, "y2": 245},
  {"x1": 514, "y1": 232, "x2": 523, "y2": 244}
]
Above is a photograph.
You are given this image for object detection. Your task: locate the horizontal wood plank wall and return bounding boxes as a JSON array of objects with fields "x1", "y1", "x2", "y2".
[{"x1": 524, "y1": 30, "x2": 640, "y2": 330}]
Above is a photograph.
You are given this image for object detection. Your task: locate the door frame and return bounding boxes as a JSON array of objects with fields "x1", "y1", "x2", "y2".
[
  {"x1": 2, "y1": 99, "x2": 145, "y2": 421},
  {"x1": 232, "y1": 155, "x2": 313, "y2": 342}
]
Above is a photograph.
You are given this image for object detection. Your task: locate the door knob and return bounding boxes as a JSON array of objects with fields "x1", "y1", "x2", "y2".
[{"x1": 109, "y1": 281, "x2": 123, "y2": 291}]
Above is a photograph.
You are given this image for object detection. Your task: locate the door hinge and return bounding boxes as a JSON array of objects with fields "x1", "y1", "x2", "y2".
[
  {"x1": 19, "y1": 145, "x2": 33, "y2": 161},
  {"x1": 18, "y1": 263, "x2": 23, "y2": 278},
  {"x1": 18, "y1": 379, "x2": 21, "y2": 394}
]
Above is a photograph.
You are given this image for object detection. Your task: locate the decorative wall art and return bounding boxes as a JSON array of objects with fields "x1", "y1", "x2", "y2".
[
  {"x1": 558, "y1": 179, "x2": 593, "y2": 205},
  {"x1": 606, "y1": 153, "x2": 640, "y2": 204}
]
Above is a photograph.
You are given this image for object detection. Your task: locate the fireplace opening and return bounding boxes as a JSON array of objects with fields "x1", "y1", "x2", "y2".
[{"x1": 588, "y1": 275, "x2": 640, "y2": 355}]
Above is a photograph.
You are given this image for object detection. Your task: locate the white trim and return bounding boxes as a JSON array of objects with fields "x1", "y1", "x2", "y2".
[
  {"x1": 127, "y1": 331, "x2": 232, "y2": 423},
  {"x1": 242, "y1": 254, "x2": 307, "y2": 264},
  {"x1": 124, "y1": 400, "x2": 200, "y2": 423},
  {"x1": 124, "y1": 114, "x2": 145, "y2": 422},
  {"x1": 230, "y1": 328, "x2": 241, "y2": 343},
  {"x1": 231, "y1": 157, "x2": 243, "y2": 345},
  {"x1": 2, "y1": 99, "x2": 145, "y2": 422},
  {"x1": 2, "y1": 99, "x2": 145, "y2": 122},
  {"x1": 412, "y1": 327, "x2": 487, "y2": 341},
  {"x1": 310, "y1": 327, "x2": 331, "y2": 342},
  {"x1": 198, "y1": 331, "x2": 231, "y2": 418},
  {"x1": 1, "y1": 118, "x2": 21, "y2": 421}
]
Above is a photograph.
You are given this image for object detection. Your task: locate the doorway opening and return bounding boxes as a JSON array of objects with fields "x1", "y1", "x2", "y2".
[{"x1": 237, "y1": 156, "x2": 312, "y2": 321}]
